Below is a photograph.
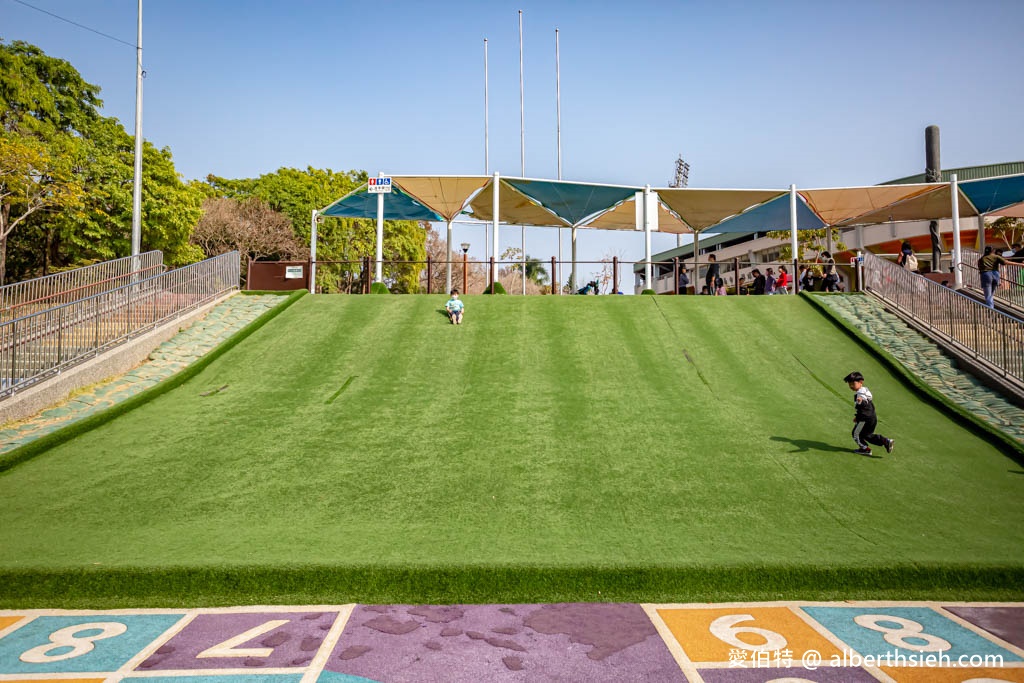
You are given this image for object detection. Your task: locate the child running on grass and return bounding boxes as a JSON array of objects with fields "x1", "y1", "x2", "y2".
[
  {"x1": 844, "y1": 371, "x2": 894, "y2": 455},
  {"x1": 445, "y1": 289, "x2": 464, "y2": 325}
]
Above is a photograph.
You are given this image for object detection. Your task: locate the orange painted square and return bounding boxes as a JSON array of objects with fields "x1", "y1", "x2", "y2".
[
  {"x1": 656, "y1": 606, "x2": 844, "y2": 663},
  {"x1": 0, "y1": 616, "x2": 23, "y2": 633},
  {"x1": 5, "y1": 680, "x2": 105, "y2": 683},
  {"x1": 879, "y1": 666, "x2": 1024, "y2": 682}
]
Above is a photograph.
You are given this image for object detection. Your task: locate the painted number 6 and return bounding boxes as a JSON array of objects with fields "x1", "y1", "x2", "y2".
[
  {"x1": 709, "y1": 614, "x2": 788, "y2": 651},
  {"x1": 20, "y1": 622, "x2": 128, "y2": 663}
]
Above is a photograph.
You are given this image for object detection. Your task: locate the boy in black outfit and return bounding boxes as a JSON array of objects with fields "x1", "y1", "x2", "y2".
[{"x1": 844, "y1": 371, "x2": 894, "y2": 455}]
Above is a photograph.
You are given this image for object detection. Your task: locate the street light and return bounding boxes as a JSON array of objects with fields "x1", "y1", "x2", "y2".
[{"x1": 460, "y1": 243, "x2": 470, "y2": 294}]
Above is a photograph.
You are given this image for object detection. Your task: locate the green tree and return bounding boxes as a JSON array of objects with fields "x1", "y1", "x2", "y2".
[
  {"x1": 766, "y1": 227, "x2": 847, "y2": 271},
  {"x1": 0, "y1": 132, "x2": 84, "y2": 283},
  {"x1": 0, "y1": 41, "x2": 202, "y2": 280},
  {"x1": 206, "y1": 167, "x2": 426, "y2": 293},
  {"x1": 990, "y1": 216, "x2": 1023, "y2": 252}
]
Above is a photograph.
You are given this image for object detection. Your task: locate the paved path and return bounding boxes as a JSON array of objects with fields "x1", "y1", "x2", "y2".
[
  {"x1": 0, "y1": 601, "x2": 1021, "y2": 681},
  {"x1": 0, "y1": 294, "x2": 284, "y2": 453},
  {"x1": 812, "y1": 294, "x2": 1024, "y2": 445}
]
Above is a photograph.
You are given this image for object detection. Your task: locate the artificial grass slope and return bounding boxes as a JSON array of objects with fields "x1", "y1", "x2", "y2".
[{"x1": 1, "y1": 294, "x2": 1022, "y2": 607}]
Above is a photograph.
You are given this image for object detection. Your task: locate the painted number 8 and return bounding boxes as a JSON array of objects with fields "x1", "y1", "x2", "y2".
[
  {"x1": 709, "y1": 614, "x2": 788, "y2": 651},
  {"x1": 853, "y1": 614, "x2": 951, "y2": 652},
  {"x1": 20, "y1": 622, "x2": 128, "y2": 663}
]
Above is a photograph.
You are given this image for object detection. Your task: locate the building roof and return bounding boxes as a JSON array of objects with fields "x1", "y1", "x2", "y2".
[{"x1": 884, "y1": 162, "x2": 1024, "y2": 185}]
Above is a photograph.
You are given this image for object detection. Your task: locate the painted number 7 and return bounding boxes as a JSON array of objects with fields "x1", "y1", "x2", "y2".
[
  {"x1": 197, "y1": 620, "x2": 291, "y2": 659},
  {"x1": 709, "y1": 614, "x2": 788, "y2": 651}
]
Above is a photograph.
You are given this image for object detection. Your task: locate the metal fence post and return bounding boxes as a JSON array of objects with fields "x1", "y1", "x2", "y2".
[
  {"x1": 426, "y1": 256, "x2": 433, "y2": 294},
  {"x1": 489, "y1": 257, "x2": 496, "y2": 291},
  {"x1": 613, "y1": 257, "x2": 619, "y2": 294},
  {"x1": 672, "y1": 257, "x2": 679, "y2": 295}
]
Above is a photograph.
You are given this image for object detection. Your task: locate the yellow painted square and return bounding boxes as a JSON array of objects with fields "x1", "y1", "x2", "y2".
[
  {"x1": 0, "y1": 616, "x2": 23, "y2": 633},
  {"x1": 879, "y1": 666, "x2": 1024, "y2": 682},
  {"x1": 656, "y1": 606, "x2": 844, "y2": 663}
]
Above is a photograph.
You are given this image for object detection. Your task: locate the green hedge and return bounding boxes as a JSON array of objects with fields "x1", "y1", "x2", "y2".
[
  {"x1": 369, "y1": 282, "x2": 390, "y2": 294},
  {"x1": 484, "y1": 282, "x2": 507, "y2": 295}
]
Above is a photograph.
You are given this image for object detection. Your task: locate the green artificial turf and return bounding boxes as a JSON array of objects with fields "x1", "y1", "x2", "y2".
[{"x1": 1, "y1": 294, "x2": 1022, "y2": 607}]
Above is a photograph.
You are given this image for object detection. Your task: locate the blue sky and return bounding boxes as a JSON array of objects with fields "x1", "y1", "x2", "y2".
[{"x1": 6, "y1": 0, "x2": 1024, "y2": 276}]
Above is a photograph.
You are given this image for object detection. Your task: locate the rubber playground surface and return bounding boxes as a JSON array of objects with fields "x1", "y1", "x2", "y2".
[{"x1": 1, "y1": 601, "x2": 1023, "y2": 681}]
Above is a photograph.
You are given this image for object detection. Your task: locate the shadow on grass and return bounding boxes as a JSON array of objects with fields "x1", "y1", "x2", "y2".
[
  {"x1": 770, "y1": 436, "x2": 883, "y2": 458},
  {"x1": 1010, "y1": 470, "x2": 1024, "y2": 476},
  {"x1": 436, "y1": 308, "x2": 455, "y2": 324}
]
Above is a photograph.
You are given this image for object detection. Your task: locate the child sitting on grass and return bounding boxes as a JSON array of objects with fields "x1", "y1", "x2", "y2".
[
  {"x1": 844, "y1": 371, "x2": 894, "y2": 455},
  {"x1": 445, "y1": 289, "x2": 464, "y2": 325}
]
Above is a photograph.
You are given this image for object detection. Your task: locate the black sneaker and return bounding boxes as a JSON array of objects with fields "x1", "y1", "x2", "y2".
[
  {"x1": 885, "y1": 438, "x2": 895, "y2": 453},
  {"x1": 854, "y1": 447, "x2": 872, "y2": 455}
]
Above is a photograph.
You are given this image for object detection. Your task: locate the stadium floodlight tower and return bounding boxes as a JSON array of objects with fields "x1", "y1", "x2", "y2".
[{"x1": 669, "y1": 155, "x2": 690, "y2": 247}]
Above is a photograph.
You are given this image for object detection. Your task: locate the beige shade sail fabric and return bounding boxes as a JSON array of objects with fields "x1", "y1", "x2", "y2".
[
  {"x1": 800, "y1": 184, "x2": 939, "y2": 226},
  {"x1": 833, "y1": 184, "x2": 976, "y2": 226},
  {"x1": 655, "y1": 189, "x2": 786, "y2": 231},
  {"x1": 466, "y1": 180, "x2": 572, "y2": 227},
  {"x1": 392, "y1": 176, "x2": 491, "y2": 222},
  {"x1": 989, "y1": 201, "x2": 1024, "y2": 218},
  {"x1": 583, "y1": 196, "x2": 692, "y2": 233}
]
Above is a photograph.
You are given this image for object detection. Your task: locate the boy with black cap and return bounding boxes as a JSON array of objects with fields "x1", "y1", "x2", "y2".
[{"x1": 844, "y1": 371, "x2": 894, "y2": 455}]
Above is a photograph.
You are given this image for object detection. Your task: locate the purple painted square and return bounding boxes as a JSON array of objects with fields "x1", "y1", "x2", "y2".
[
  {"x1": 325, "y1": 603, "x2": 683, "y2": 681},
  {"x1": 138, "y1": 611, "x2": 338, "y2": 671},
  {"x1": 944, "y1": 606, "x2": 1024, "y2": 650},
  {"x1": 699, "y1": 668, "x2": 878, "y2": 682}
]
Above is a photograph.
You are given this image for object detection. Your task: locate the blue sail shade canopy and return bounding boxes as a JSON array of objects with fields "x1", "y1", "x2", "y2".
[
  {"x1": 503, "y1": 179, "x2": 640, "y2": 227},
  {"x1": 319, "y1": 184, "x2": 442, "y2": 221},
  {"x1": 704, "y1": 193, "x2": 826, "y2": 234},
  {"x1": 959, "y1": 174, "x2": 1024, "y2": 214}
]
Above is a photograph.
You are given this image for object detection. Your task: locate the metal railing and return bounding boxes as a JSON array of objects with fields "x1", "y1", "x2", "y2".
[
  {"x1": 0, "y1": 252, "x2": 240, "y2": 399},
  {"x1": 961, "y1": 247, "x2": 1024, "y2": 312},
  {"x1": 0, "y1": 251, "x2": 165, "y2": 321},
  {"x1": 862, "y1": 250, "x2": 1024, "y2": 385}
]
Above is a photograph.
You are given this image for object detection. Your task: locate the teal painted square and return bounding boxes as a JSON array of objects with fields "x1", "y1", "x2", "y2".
[
  {"x1": 0, "y1": 614, "x2": 184, "y2": 674},
  {"x1": 801, "y1": 607, "x2": 1021, "y2": 662}
]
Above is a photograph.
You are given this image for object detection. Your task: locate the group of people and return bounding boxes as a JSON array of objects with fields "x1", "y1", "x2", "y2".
[{"x1": 676, "y1": 249, "x2": 842, "y2": 295}]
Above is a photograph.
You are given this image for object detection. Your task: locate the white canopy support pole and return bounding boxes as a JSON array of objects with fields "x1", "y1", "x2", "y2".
[
  {"x1": 492, "y1": 171, "x2": 500, "y2": 267},
  {"x1": 375, "y1": 173, "x2": 384, "y2": 283},
  {"x1": 445, "y1": 220, "x2": 453, "y2": 294},
  {"x1": 693, "y1": 230, "x2": 700, "y2": 288},
  {"x1": 789, "y1": 184, "x2": 799, "y2": 288},
  {"x1": 951, "y1": 173, "x2": 962, "y2": 289},
  {"x1": 309, "y1": 209, "x2": 318, "y2": 295},
  {"x1": 644, "y1": 185, "x2": 653, "y2": 289},
  {"x1": 571, "y1": 228, "x2": 577, "y2": 293}
]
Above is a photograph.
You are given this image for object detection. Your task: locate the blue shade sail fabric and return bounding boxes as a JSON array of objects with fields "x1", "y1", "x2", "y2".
[
  {"x1": 319, "y1": 185, "x2": 442, "y2": 221},
  {"x1": 705, "y1": 193, "x2": 826, "y2": 234},
  {"x1": 503, "y1": 179, "x2": 639, "y2": 227},
  {"x1": 960, "y1": 174, "x2": 1024, "y2": 214}
]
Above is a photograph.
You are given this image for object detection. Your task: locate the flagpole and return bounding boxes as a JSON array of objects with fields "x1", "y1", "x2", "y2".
[
  {"x1": 556, "y1": 28, "x2": 562, "y2": 294},
  {"x1": 519, "y1": 9, "x2": 526, "y2": 295},
  {"x1": 484, "y1": 38, "x2": 490, "y2": 263},
  {"x1": 131, "y1": 0, "x2": 143, "y2": 256}
]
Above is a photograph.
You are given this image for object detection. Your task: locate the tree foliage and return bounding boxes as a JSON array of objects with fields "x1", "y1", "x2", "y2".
[
  {"x1": 205, "y1": 168, "x2": 427, "y2": 293},
  {"x1": 192, "y1": 197, "x2": 303, "y2": 278},
  {"x1": 990, "y1": 216, "x2": 1024, "y2": 252},
  {"x1": 0, "y1": 40, "x2": 203, "y2": 282}
]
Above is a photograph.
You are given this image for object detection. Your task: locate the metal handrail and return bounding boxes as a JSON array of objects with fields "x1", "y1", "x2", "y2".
[
  {"x1": 861, "y1": 250, "x2": 1024, "y2": 385},
  {"x1": 0, "y1": 252, "x2": 240, "y2": 400},
  {"x1": 0, "y1": 251, "x2": 165, "y2": 319}
]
